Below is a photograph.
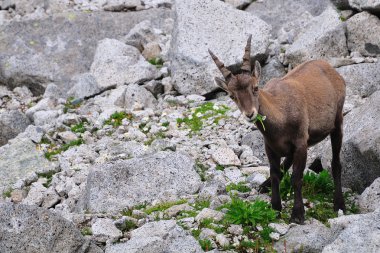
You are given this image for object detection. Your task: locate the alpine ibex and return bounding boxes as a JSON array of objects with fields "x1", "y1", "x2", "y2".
[{"x1": 209, "y1": 35, "x2": 346, "y2": 224}]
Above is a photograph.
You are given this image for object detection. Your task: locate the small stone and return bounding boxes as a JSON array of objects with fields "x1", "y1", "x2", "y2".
[
  {"x1": 165, "y1": 203, "x2": 194, "y2": 218},
  {"x1": 269, "y1": 232, "x2": 280, "y2": 241},
  {"x1": 228, "y1": 224, "x2": 243, "y2": 236},
  {"x1": 92, "y1": 218, "x2": 122, "y2": 242},
  {"x1": 247, "y1": 173, "x2": 267, "y2": 187},
  {"x1": 269, "y1": 223, "x2": 289, "y2": 235},
  {"x1": 58, "y1": 131, "x2": 78, "y2": 143},
  {"x1": 199, "y1": 228, "x2": 217, "y2": 240},
  {"x1": 11, "y1": 189, "x2": 25, "y2": 203},
  {"x1": 195, "y1": 208, "x2": 225, "y2": 222},
  {"x1": 212, "y1": 147, "x2": 241, "y2": 166},
  {"x1": 216, "y1": 234, "x2": 230, "y2": 247}
]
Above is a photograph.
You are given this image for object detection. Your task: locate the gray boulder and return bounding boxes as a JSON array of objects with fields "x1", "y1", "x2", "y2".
[
  {"x1": 0, "y1": 137, "x2": 51, "y2": 194},
  {"x1": 240, "y1": 130, "x2": 267, "y2": 164},
  {"x1": 339, "y1": 91, "x2": 380, "y2": 192},
  {"x1": 336, "y1": 61, "x2": 380, "y2": 98},
  {"x1": 274, "y1": 220, "x2": 335, "y2": 253},
  {"x1": 346, "y1": 12, "x2": 380, "y2": 57},
  {"x1": 170, "y1": 0, "x2": 271, "y2": 95},
  {"x1": 246, "y1": 0, "x2": 332, "y2": 36},
  {"x1": 0, "y1": 203, "x2": 101, "y2": 253},
  {"x1": 323, "y1": 209, "x2": 380, "y2": 252},
  {"x1": 285, "y1": 7, "x2": 348, "y2": 66},
  {"x1": 81, "y1": 151, "x2": 202, "y2": 212},
  {"x1": 105, "y1": 220, "x2": 203, "y2": 253},
  {"x1": 90, "y1": 39, "x2": 161, "y2": 89},
  {"x1": 260, "y1": 58, "x2": 286, "y2": 86},
  {"x1": 349, "y1": 0, "x2": 380, "y2": 13},
  {"x1": 0, "y1": 9, "x2": 171, "y2": 96},
  {"x1": 359, "y1": 177, "x2": 380, "y2": 212},
  {"x1": 67, "y1": 73, "x2": 101, "y2": 99},
  {"x1": 123, "y1": 83, "x2": 158, "y2": 110},
  {"x1": 0, "y1": 110, "x2": 30, "y2": 146}
]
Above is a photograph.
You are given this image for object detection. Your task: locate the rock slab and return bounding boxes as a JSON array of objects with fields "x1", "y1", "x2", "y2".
[
  {"x1": 81, "y1": 151, "x2": 202, "y2": 212},
  {"x1": 170, "y1": 0, "x2": 271, "y2": 95}
]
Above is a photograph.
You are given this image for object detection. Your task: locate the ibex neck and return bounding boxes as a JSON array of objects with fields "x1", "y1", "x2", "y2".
[{"x1": 256, "y1": 90, "x2": 285, "y2": 134}]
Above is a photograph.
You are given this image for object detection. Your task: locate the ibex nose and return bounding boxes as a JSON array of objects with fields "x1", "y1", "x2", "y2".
[{"x1": 246, "y1": 113, "x2": 254, "y2": 118}]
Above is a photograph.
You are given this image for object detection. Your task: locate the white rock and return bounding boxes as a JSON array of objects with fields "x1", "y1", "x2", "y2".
[
  {"x1": 216, "y1": 234, "x2": 230, "y2": 247},
  {"x1": 170, "y1": 0, "x2": 270, "y2": 95},
  {"x1": 90, "y1": 39, "x2": 160, "y2": 89},
  {"x1": 359, "y1": 177, "x2": 380, "y2": 212},
  {"x1": 212, "y1": 147, "x2": 241, "y2": 166},
  {"x1": 195, "y1": 208, "x2": 225, "y2": 222},
  {"x1": 269, "y1": 223, "x2": 290, "y2": 235},
  {"x1": 92, "y1": 218, "x2": 122, "y2": 242}
]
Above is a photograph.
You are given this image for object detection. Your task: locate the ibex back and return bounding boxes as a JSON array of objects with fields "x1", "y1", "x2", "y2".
[{"x1": 209, "y1": 35, "x2": 346, "y2": 224}]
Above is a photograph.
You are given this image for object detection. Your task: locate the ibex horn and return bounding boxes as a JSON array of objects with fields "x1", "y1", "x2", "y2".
[
  {"x1": 241, "y1": 35, "x2": 252, "y2": 73},
  {"x1": 208, "y1": 49, "x2": 233, "y2": 80}
]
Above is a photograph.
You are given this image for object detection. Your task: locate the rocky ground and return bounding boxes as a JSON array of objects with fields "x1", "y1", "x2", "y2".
[{"x1": 0, "y1": 0, "x2": 380, "y2": 252}]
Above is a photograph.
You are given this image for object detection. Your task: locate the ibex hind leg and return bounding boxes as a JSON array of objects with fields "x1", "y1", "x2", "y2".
[
  {"x1": 330, "y1": 114, "x2": 346, "y2": 212},
  {"x1": 258, "y1": 156, "x2": 293, "y2": 193}
]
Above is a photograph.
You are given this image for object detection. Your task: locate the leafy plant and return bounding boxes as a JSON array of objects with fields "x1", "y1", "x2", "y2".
[
  {"x1": 226, "y1": 182, "x2": 251, "y2": 193},
  {"x1": 193, "y1": 199, "x2": 211, "y2": 211},
  {"x1": 104, "y1": 111, "x2": 133, "y2": 127},
  {"x1": 2, "y1": 188, "x2": 12, "y2": 198},
  {"x1": 148, "y1": 57, "x2": 164, "y2": 68},
  {"x1": 63, "y1": 97, "x2": 82, "y2": 113},
  {"x1": 37, "y1": 170, "x2": 56, "y2": 188},
  {"x1": 215, "y1": 164, "x2": 225, "y2": 171},
  {"x1": 199, "y1": 239, "x2": 213, "y2": 251},
  {"x1": 224, "y1": 198, "x2": 277, "y2": 227},
  {"x1": 81, "y1": 227, "x2": 92, "y2": 236},
  {"x1": 306, "y1": 202, "x2": 337, "y2": 224},
  {"x1": 144, "y1": 199, "x2": 187, "y2": 215},
  {"x1": 71, "y1": 122, "x2": 87, "y2": 133},
  {"x1": 176, "y1": 102, "x2": 230, "y2": 133},
  {"x1": 44, "y1": 139, "x2": 84, "y2": 160},
  {"x1": 195, "y1": 161, "x2": 209, "y2": 182},
  {"x1": 121, "y1": 219, "x2": 137, "y2": 232}
]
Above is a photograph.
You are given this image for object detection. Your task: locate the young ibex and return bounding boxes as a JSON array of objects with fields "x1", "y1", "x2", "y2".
[{"x1": 209, "y1": 35, "x2": 346, "y2": 224}]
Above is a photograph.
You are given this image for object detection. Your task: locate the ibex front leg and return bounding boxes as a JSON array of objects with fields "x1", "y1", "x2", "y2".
[
  {"x1": 290, "y1": 142, "x2": 307, "y2": 224},
  {"x1": 265, "y1": 144, "x2": 282, "y2": 212}
]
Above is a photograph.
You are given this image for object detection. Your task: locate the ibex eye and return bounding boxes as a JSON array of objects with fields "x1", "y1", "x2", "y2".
[
  {"x1": 229, "y1": 95, "x2": 235, "y2": 100},
  {"x1": 254, "y1": 87, "x2": 259, "y2": 92}
]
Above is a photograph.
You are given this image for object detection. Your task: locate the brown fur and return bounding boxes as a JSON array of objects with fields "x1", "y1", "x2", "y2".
[{"x1": 210, "y1": 44, "x2": 346, "y2": 223}]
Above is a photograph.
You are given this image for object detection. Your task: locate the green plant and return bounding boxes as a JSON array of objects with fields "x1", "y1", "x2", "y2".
[
  {"x1": 71, "y1": 122, "x2": 86, "y2": 133},
  {"x1": 63, "y1": 97, "x2": 82, "y2": 113},
  {"x1": 144, "y1": 199, "x2": 187, "y2": 215},
  {"x1": 224, "y1": 198, "x2": 277, "y2": 227},
  {"x1": 306, "y1": 202, "x2": 337, "y2": 224},
  {"x1": 44, "y1": 139, "x2": 84, "y2": 160},
  {"x1": 216, "y1": 164, "x2": 225, "y2": 171},
  {"x1": 195, "y1": 161, "x2": 209, "y2": 181},
  {"x1": 226, "y1": 182, "x2": 251, "y2": 193},
  {"x1": 2, "y1": 188, "x2": 12, "y2": 198},
  {"x1": 104, "y1": 111, "x2": 133, "y2": 127},
  {"x1": 37, "y1": 171, "x2": 56, "y2": 188},
  {"x1": 122, "y1": 220, "x2": 137, "y2": 232},
  {"x1": 81, "y1": 227, "x2": 92, "y2": 236},
  {"x1": 193, "y1": 199, "x2": 211, "y2": 210},
  {"x1": 148, "y1": 57, "x2": 164, "y2": 68},
  {"x1": 176, "y1": 102, "x2": 230, "y2": 133},
  {"x1": 199, "y1": 239, "x2": 213, "y2": 251}
]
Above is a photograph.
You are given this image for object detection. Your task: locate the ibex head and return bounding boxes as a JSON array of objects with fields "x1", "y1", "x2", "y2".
[{"x1": 209, "y1": 35, "x2": 261, "y2": 121}]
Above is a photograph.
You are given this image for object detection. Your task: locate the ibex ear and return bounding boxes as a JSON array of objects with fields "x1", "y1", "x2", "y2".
[
  {"x1": 215, "y1": 77, "x2": 228, "y2": 91},
  {"x1": 253, "y1": 61, "x2": 261, "y2": 82}
]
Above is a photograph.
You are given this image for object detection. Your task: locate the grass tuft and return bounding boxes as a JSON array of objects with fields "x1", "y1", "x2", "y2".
[{"x1": 104, "y1": 111, "x2": 133, "y2": 127}]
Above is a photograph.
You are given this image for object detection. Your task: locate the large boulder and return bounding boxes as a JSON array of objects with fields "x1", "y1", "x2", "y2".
[
  {"x1": 80, "y1": 151, "x2": 202, "y2": 212},
  {"x1": 359, "y1": 177, "x2": 380, "y2": 212},
  {"x1": 274, "y1": 220, "x2": 335, "y2": 253},
  {"x1": 346, "y1": 12, "x2": 380, "y2": 57},
  {"x1": 285, "y1": 7, "x2": 348, "y2": 66},
  {"x1": 90, "y1": 39, "x2": 160, "y2": 89},
  {"x1": 349, "y1": 0, "x2": 380, "y2": 13},
  {"x1": 336, "y1": 61, "x2": 380, "y2": 99},
  {"x1": 246, "y1": 0, "x2": 332, "y2": 37},
  {"x1": 0, "y1": 110, "x2": 30, "y2": 146},
  {"x1": 170, "y1": 0, "x2": 271, "y2": 95},
  {"x1": 0, "y1": 203, "x2": 101, "y2": 253},
  {"x1": 105, "y1": 220, "x2": 203, "y2": 253},
  {"x1": 322, "y1": 209, "x2": 380, "y2": 252},
  {"x1": 0, "y1": 137, "x2": 52, "y2": 194},
  {"x1": 0, "y1": 9, "x2": 171, "y2": 96},
  {"x1": 339, "y1": 91, "x2": 380, "y2": 192}
]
